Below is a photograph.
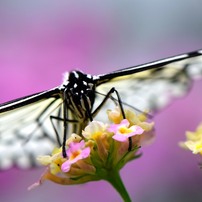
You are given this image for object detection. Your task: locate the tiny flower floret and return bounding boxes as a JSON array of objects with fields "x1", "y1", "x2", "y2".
[
  {"x1": 82, "y1": 121, "x2": 107, "y2": 140},
  {"x1": 61, "y1": 140, "x2": 90, "y2": 172},
  {"x1": 185, "y1": 140, "x2": 202, "y2": 154},
  {"x1": 180, "y1": 123, "x2": 202, "y2": 155},
  {"x1": 108, "y1": 119, "x2": 144, "y2": 142}
]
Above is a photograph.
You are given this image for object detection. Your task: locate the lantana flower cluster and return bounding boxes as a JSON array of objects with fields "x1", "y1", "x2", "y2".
[
  {"x1": 180, "y1": 123, "x2": 202, "y2": 155},
  {"x1": 29, "y1": 107, "x2": 154, "y2": 201}
]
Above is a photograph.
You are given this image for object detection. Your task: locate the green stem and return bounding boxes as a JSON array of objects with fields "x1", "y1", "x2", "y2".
[{"x1": 105, "y1": 170, "x2": 131, "y2": 202}]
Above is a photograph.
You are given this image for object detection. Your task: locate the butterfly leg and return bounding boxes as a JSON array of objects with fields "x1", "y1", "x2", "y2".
[
  {"x1": 50, "y1": 115, "x2": 78, "y2": 147},
  {"x1": 93, "y1": 87, "x2": 126, "y2": 118},
  {"x1": 82, "y1": 94, "x2": 93, "y2": 121},
  {"x1": 19, "y1": 99, "x2": 61, "y2": 145},
  {"x1": 93, "y1": 87, "x2": 132, "y2": 151}
]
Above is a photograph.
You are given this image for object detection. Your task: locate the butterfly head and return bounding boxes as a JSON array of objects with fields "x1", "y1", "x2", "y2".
[{"x1": 65, "y1": 71, "x2": 96, "y2": 120}]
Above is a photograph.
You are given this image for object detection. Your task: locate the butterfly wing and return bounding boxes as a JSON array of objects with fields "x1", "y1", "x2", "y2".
[
  {"x1": 0, "y1": 88, "x2": 65, "y2": 169},
  {"x1": 94, "y1": 50, "x2": 202, "y2": 118}
]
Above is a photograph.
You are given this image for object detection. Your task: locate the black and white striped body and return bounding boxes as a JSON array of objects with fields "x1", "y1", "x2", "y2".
[{"x1": 62, "y1": 71, "x2": 96, "y2": 121}]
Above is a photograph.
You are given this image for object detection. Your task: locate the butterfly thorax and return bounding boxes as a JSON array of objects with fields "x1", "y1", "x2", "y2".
[{"x1": 63, "y1": 71, "x2": 96, "y2": 120}]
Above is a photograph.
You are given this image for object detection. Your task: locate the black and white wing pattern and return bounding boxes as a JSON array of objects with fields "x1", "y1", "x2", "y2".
[
  {"x1": 0, "y1": 49, "x2": 202, "y2": 170},
  {"x1": 0, "y1": 88, "x2": 65, "y2": 169},
  {"x1": 94, "y1": 50, "x2": 202, "y2": 118}
]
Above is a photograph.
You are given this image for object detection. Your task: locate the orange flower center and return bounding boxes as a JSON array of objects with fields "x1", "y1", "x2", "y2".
[{"x1": 69, "y1": 150, "x2": 81, "y2": 160}]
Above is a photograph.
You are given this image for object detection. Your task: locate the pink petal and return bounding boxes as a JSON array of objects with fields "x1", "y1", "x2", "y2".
[
  {"x1": 131, "y1": 126, "x2": 144, "y2": 135},
  {"x1": 66, "y1": 140, "x2": 85, "y2": 157},
  {"x1": 108, "y1": 124, "x2": 119, "y2": 133},
  {"x1": 68, "y1": 147, "x2": 90, "y2": 164},
  {"x1": 108, "y1": 119, "x2": 131, "y2": 134},
  {"x1": 61, "y1": 141, "x2": 91, "y2": 173},
  {"x1": 120, "y1": 119, "x2": 130, "y2": 127},
  {"x1": 112, "y1": 134, "x2": 128, "y2": 142},
  {"x1": 61, "y1": 161, "x2": 71, "y2": 172},
  {"x1": 81, "y1": 147, "x2": 91, "y2": 158}
]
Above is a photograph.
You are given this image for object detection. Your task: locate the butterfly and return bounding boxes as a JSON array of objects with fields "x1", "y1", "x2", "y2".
[{"x1": 0, "y1": 49, "x2": 202, "y2": 170}]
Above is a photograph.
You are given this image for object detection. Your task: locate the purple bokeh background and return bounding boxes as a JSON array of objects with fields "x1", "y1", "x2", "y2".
[{"x1": 1, "y1": 1, "x2": 202, "y2": 201}]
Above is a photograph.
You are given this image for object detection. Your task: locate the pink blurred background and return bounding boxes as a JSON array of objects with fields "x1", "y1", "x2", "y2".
[{"x1": 0, "y1": 1, "x2": 202, "y2": 201}]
